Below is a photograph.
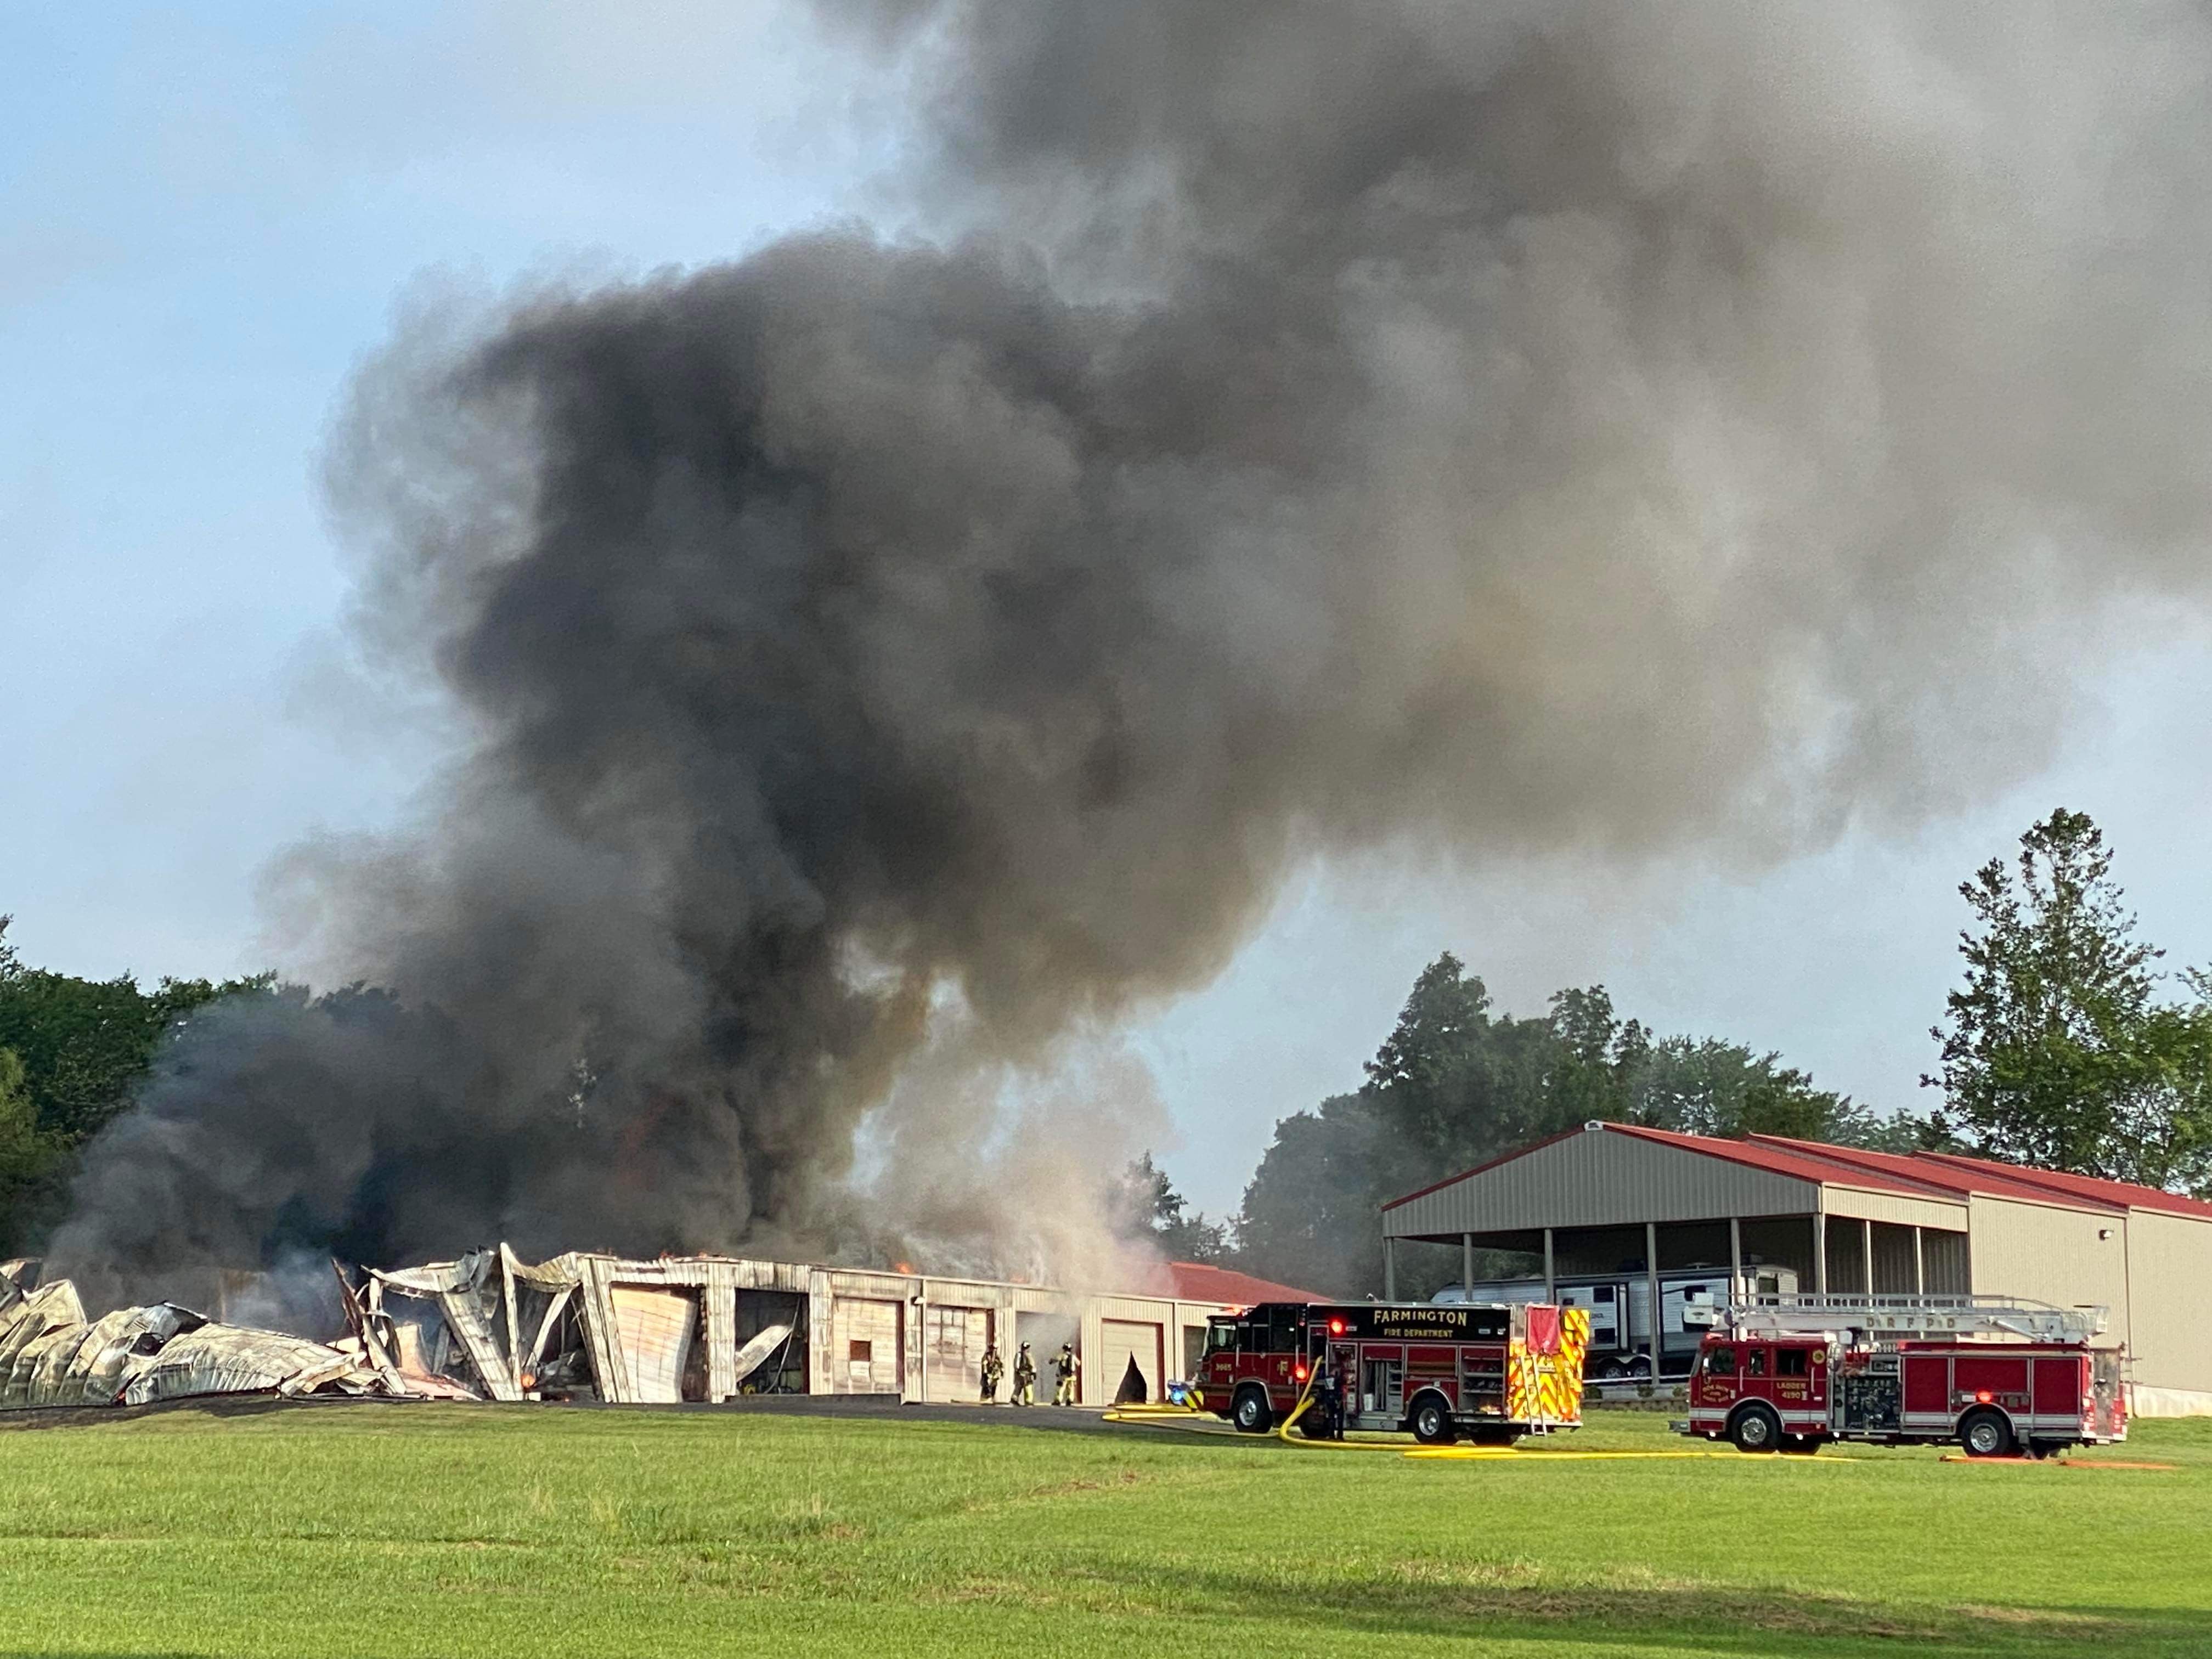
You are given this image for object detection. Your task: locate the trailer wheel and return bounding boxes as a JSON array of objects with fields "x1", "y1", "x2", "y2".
[
  {"x1": 1231, "y1": 1385, "x2": 1273, "y2": 1435},
  {"x1": 1960, "y1": 1409, "x2": 2014, "y2": 1458},
  {"x1": 1728, "y1": 1403, "x2": 1782, "y2": 1453},
  {"x1": 1409, "y1": 1394, "x2": 1457, "y2": 1445}
]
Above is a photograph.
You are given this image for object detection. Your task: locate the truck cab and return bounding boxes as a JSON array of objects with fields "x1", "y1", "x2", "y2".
[{"x1": 1689, "y1": 1334, "x2": 1830, "y2": 1450}]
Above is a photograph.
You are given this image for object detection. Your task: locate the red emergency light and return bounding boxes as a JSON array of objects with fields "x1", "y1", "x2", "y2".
[
  {"x1": 1293, "y1": 1363, "x2": 1308, "y2": 1382},
  {"x1": 1328, "y1": 1318, "x2": 1346, "y2": 1335},
  {"x1": 1976, "y1": 1390, "x2": 1994, "y2": 1404}
]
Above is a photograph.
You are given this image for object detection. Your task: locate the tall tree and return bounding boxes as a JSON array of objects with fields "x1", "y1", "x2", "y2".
[
  {"x1": 0, "y1": 915, "x2": 272, "y2": 1250},
  {"x1": 1923, "y1": 809, "x2": 2212, "y2": 1190},
  {"x1": 1116, "y1": 1152, "x2": 1229, "y2": 1263}
]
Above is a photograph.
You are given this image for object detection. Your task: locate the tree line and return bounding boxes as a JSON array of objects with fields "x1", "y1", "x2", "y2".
[{"x1": 8, "y1": 810, "x2": 2210, "y2": 1277}]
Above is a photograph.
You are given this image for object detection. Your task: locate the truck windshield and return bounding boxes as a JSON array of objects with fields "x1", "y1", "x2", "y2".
[{"x1": 1202, "y1": 1318, "x2": 1237, "y2": 1358}]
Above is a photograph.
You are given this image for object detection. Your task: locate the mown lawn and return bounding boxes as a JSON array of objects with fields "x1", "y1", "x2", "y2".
[{"x1": 1, "y1": 1403, "x2": 2207, "y2": 1657}]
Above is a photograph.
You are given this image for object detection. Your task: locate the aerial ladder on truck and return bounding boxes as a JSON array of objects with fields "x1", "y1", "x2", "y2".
[
  {"x1": 1685, "y1": 1293, "x2": 2106, "y2": 1344},
  {"x1": 1678, "y1": 1295, "x2": 2125, "y2": 1456}
]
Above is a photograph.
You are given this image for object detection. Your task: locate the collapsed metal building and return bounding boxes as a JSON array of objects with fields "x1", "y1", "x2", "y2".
[{"x1": 1, "y1": 1251, "x2": 1316, "y2": 1412}]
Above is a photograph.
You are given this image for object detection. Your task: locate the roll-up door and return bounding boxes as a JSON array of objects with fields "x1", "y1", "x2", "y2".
[
  {"x1": 1100, "y1": 1318, "x2": 1164, "y2": 1406},
  {"x1": 830, "y1": 1297, "x2": 903, "y2": 1395},
  {"x1": 922, "y1": 1306, "x2": 991, "y2": 1402}
]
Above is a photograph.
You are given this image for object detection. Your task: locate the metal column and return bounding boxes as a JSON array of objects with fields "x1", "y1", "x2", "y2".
[
  {"x1": 1729, "y1": 1216, "x2": 1743, "y2": 1292},
  {"x1": 1542, "y1": 1228, "x2": 1556, "y2": 1302},
  {"x1": 1384, "y1": 1236, "x2": 1397, "y2": 1302},
  {"x1": 1912, "y1": 1226, "x2": 1925, "y2": 1294},
  {"x1": 1861, "y1": 1219, "x2": 1876, "y2": 1296},
  {"x1": 1644, "y1": 1221, "x2": 1661, "y2": 1379},
  {"x1": 1812, "y1": 1212, "x2": 1828, "y2": 1294},
  {"x1": 1462, "y1": 1233, "x2": 1474, "y2": 1296}
]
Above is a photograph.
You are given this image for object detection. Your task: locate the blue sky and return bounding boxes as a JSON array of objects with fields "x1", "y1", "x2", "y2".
[{"x1": 6, "y1": 3, "x2": 2210, "y2": 1218}]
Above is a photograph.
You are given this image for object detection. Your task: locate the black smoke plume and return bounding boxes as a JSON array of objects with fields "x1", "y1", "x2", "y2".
[{"x1": 49, "y1": 1, "x2": 2212, "y2": 1307}]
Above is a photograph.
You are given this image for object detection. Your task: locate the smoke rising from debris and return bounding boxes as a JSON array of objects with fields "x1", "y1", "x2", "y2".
[{"x1": 48, "y1": 1, "x2": 2212, "y2": 1307}]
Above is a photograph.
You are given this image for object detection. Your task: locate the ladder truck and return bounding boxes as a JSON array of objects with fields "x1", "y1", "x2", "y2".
[{"x1": 1674, "y1": 1294, "x2": 2126, "y2": 1458}]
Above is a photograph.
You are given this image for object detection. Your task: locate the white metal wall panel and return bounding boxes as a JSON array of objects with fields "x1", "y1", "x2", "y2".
[
  {"x1": 830, "y1": 1297, "x2": 902, "y2": 1394},
  {"x1": 1100, "y1": 1318, "x2": 1163, "y2": 1404},
  {"x1": 2123, "y1": 1210, "x2": 2212, "y2": 1394},
  {"x1": 1385, "y1": 1126, "x2": 1817, "y2": 1239},
  {"x1": 1968, "y1": 1198, "x2": 2130, "y2": 1334},
  {"x1": 1820, "y1": 1189, "x2": 1968, "y2": 1231}
]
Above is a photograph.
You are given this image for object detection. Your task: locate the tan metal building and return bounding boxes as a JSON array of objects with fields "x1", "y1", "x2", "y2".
[{"x1": 1381, "y1": 1122, "x2": 2212, "y2": 1414}]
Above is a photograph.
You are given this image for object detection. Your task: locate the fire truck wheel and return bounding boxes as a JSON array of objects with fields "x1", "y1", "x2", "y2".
[
  {"x1": 1409, "y1": 1394, "x2": 1457, "y2": 1445},
  {"x1": 1231, "y1": 1385, "x2": 1273, "y2": 1434},
  {"x1": 1728, "y1": 1403, "x2": 1783, "y2": 1453},
  {"x1": 1960, "y1": 1409, "x2": 2015, "y2": 1458}
]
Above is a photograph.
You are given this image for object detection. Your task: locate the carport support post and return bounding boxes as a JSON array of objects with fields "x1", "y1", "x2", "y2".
[
  {"x1": 1912, "y1": 1226, "x2": 1925, "y2": 1294},
  {"x1": 1542, "y1": 1229, "x2": 1555, "y2": 1302},
  {"x1": 1729, "y1": 1216, "x2": 1742, "y2": 1294},
  {"x1": 1813, "y1": 1210, "x2": 1827, "y2": 1294},
  {"x1": 1644, "y1": 1221, "x2": 1661, "y2": 1380},
  {"x1": 1861, "y1": 1220, "x2": 1875, "y2": 1299},
  {"x1": 1384, "y1": 1235, "x2": 1397, "y2": 1302},
  {"x1": 1462, "y1": 1232, "x2": 1474, "y2": 1296}
]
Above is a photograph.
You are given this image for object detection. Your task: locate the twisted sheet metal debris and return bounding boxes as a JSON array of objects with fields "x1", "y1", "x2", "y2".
[
  {"x1": 1, "y1": 1247, "x2": 799, "y2": 1411},
  {"x1": 0, "y1": 1258, "x2": 428, "y2": 1409}
]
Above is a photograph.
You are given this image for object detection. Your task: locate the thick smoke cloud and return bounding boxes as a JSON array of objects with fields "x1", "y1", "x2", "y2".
[{"x1": 49, "y1": 1, "x2": 2212, "y2": 1307}]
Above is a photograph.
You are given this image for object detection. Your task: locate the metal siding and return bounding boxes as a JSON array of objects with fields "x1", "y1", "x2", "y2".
[
  {"x1": 1821, "y1": 1189, "x2": 1968, "y2": 1231},
  {"x1": 1967, "y1": 1198, "x2": 2130, "y2": 1336},
  {"x1": 2123, "y1": 1210, "x2": 2212, "y2": 1395},
  {"x1": 1384, "y1": 1128, "x2": 1818, "y2": 1238}
]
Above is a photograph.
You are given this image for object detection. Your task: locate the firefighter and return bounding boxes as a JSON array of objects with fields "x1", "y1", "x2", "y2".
[
  {"x1": 979, "y1": 1341, "x2": 1005, "y2": 1404},
  {"x1": 1011, "y1": 1342, "x2": 1037, "y2": 1406},
  {"x1": 1052, "y1": 1341, "x2": 1081, "y2": 1406}
]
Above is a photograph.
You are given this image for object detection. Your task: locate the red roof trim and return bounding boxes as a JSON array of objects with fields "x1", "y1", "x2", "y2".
[
  {"x1": 1381, "y1": 1121, "x2": 1944, "y2": 1212},
  {"x1": 1912, "y1": 1152, "x2": 2212, "y2": 1221},
  {"x1": 1601, "y1": 1124, "x2": 1947, "y2": 1196},
  {"x1": 1743, "y1": 1136, "x2": 2125, "y2": 1212}
]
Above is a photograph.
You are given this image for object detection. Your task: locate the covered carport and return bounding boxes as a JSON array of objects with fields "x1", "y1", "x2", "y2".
[{"x1": 1380, "y1": 1122, "x2": 1972, "y2": 1375}]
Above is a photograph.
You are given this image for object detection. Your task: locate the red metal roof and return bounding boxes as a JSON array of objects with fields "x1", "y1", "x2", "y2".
[
  {"x1": 1158, "y1": 1260, "x2": 1326, "y2": 1306},
  {"x1": 1741, "y1": 1135, "x2": 2120, "y2": 1211},
  {"x1": 1911, "y1": 1151, "x2": 2212, "y2": 1221},
  {"x1": 1600, "y1": 1123, "x2": 1954, "y2": 1197}
]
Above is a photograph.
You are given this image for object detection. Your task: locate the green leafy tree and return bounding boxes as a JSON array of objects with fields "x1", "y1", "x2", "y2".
[
  {"x1": 1116, "y1": 1152, "x2": 1230, "y2": 1263},
  {"x1": 1923, "y1": 810, "x2": 2212, "y2": 1190},
  {"x1": 0, "y1": 915, "x2": 272, "y2": 1250},
  {"x1": 1235, "y1": 1094, "x2": 1395, "y2": 1296}
]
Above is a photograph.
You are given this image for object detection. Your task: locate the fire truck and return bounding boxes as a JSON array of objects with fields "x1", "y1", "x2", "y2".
[
  {"x1": 1675, "y1": 1294, "x2": 2127, "y2": 1457},
  {"x1": 1194, "y1": 1300, "x2": 1590, "y2": 1443}
]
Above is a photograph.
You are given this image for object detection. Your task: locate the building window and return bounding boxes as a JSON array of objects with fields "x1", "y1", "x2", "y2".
[{"x1": 848, "y1": 1340, "x2": 873, "y2": 1363}]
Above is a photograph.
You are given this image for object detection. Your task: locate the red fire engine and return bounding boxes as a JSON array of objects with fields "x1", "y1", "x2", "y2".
[
  {"x1": 1676, "y1": 1295, "x2": 2126, "y2": 1457},
  {"x1": 1194, "y1": 1300, "x2": 1589, "y2": 1443}
]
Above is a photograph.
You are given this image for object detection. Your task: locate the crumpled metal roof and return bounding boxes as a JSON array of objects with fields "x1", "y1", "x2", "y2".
[{"x1": 0, "y1": 1261, "x2": 439, "y2": 1411}]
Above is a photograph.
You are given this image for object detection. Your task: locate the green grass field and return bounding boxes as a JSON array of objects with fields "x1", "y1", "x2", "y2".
[{"x1": 2, "y1": 1404, "x2": 2207, "y2": 1658}]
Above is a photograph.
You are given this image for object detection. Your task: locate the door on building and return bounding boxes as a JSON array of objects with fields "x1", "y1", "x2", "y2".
[
  {"x1": 1099, "y1": 1319, "x2": 1164, "y2": 1406},
  {"x1": 922, "y1": 1305, "x2": 992, "y2": 1402},
  {"x1": 608, "y1": 1287, "x2": 701, "y2": 1403},
  {"x1": 831, "y1": 1297, "x2": 904, "y2": 1395}
]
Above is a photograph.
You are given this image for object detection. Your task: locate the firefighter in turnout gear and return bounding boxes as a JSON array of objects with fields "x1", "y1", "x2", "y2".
[
  {"x1": 1011, "y1": 1342, "x2": 1037, "y2": 1406},
  {"x1": 1052, "y1": 1342, "x2": 1080, "y2": 1406},
  {"x1": 979, "y1": 1342, "x2": 1005, "y2": 1404}
]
